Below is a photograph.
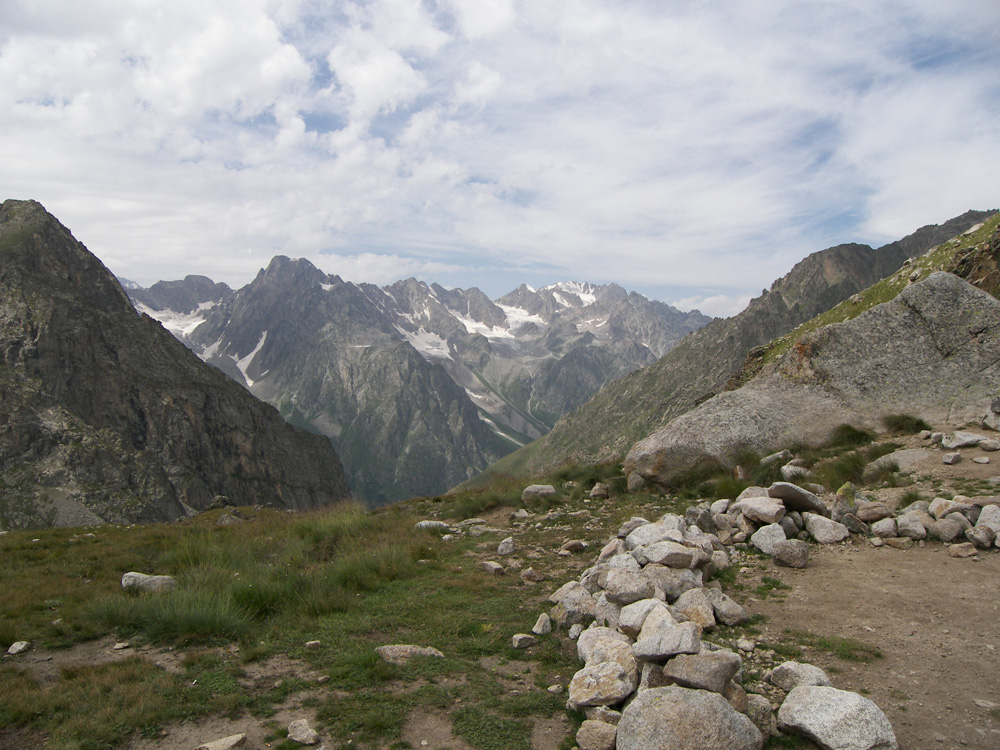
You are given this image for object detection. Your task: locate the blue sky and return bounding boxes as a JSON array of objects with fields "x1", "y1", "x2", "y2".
[{"x1": 2, "y1": 0, "x2": 999, "y2": 316}]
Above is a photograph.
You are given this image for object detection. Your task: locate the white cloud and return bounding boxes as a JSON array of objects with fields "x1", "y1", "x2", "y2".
[
  {"x1": 671, "y1": 294, "x2": 754, "y2": 320},
  {"x1": 0, "y1": 0, "x2": 997, "y2": 306}
]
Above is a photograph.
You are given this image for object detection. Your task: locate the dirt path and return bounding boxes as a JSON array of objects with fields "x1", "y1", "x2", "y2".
[{"x1": 750, "y1": 542, "x2": 1000, "y2": 750}]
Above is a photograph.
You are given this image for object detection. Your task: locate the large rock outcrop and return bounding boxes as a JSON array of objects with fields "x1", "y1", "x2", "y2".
[
  {"x1": 0, "y1": 200, "x2": 351, "y2": 528},
  {"x1": 625, "y1": 272, "x2": 1000, "y2": 488}
]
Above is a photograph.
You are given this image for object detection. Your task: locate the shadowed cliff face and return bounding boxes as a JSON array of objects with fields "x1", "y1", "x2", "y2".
[{"x1": 0, "y1": 200, "x2": 351, "y2": 528}]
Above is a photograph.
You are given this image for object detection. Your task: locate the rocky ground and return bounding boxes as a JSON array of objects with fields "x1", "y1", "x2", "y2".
[{"x1": 6, "y1": 431, "x2": 1000, "y2": 750}]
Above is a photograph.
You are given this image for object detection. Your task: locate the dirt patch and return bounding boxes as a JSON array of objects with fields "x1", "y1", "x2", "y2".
[
  {"x1": 402, "y1": 709, "x2": 473, "y2": 750},
  {"x1": 750, "y1": 542, "x2": 1000, "y2": 750},
  {"x1": 6, "y1": 636, "x2": 184, "y2": 683}
]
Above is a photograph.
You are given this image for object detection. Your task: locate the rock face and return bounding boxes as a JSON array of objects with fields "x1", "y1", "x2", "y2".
[
  {"x1": 481, "y1": 210, "x2": 993, "y2": 479},
  {"x1": 625, "y1": 272, "x2": 1000, "y2": 488},
  {"x1": 0, "y1": 200, "x2": 351, "y2": 528},
  {"x1": 135, "y1": 270, "x2": 708, "y2": 504}
]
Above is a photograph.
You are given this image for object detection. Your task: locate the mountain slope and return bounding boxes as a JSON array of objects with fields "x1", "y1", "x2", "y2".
[
  {"x1": 473, "y1": 210, "x2": 996, "y2": 482},
  {"x1": 0, "y1": 200, "x2": 351, "y2": 528}
]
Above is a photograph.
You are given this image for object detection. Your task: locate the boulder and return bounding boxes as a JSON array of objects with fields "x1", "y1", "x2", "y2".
[
  {"x1": 576, "y1": 719, "x2": 617, "y2": 750},
  {"x1": 896, "y1": 512, "x2": 928, "y2": 540},
  {"x1": 941, "y1": 431, "x2": 985, "y2": 449},
  {"x1": 569, "y1": 660, "x2": 639, "y2": 706},
  {"x1": 976, "y1": 504, "x2": 1000, "y2": 538},
  {"x1": 633, "y1": 620, "x2": 702, "y2": 661},
  {"x1": 928, "y1": 496, "x2": 972, "y2": 520},
  {"x1": 769, "y1": 483, "x2": 828, "y2": 515},
  {"x1": 663, "y1": 649, "x2": 742, "y2": 694},
  {"x1": 6, "y1": 641, "x2": 31, "y2": 655},
  {"x1": 778, "y1": 685, "x2": 897, "y2": 750},
  {"x1": 927, "y1": 517, "x2": 964, "y2": 543},
  {"x1": 750, "y1": 523, "x2": 787, "y2": 555},
  {"x1": 375, "y1": 644, "x2": 444, "y2": 665},
  {"x1": 619, "y1": 599, "x2": 672, "y2": 639},
  {"x1": 625, "y1": 522, "x2": 682, "y2": 550},
  {"x1": 641, "y1": 565, "x2": 703, "y2": 602},
  {"x1": 522, "y1": 484, "x2": 557, "y2": 502},
  {"x1": 745, "y1": 693, "x2": 777, "y2": 738},
  {"x1": 599, "y1": 569, "x2": 656, "y2": 605},
  {"x1": 642, "y1": 541, "x2": 702, "y2": 569},
  {"x1": 617, "y1": 686, "x2": 763, "y2": 750},
  {"x1": 414, "y1": 520, "x2": 450, "y2": 532},
  {"x1": 497, "y1": 537, "x2": 516, "y2": 556},
  {"x1": 855, "y1": 501, "x2": 892, "y2": 523},
  {"x1": 672, "y1": 588, "x2": 717, "y2": 632},
  {"x1": 772, "y1": 539, "x2": 810, "y2": 568},
  {"x1": 965, "y1": 525, "x2": 996, "y2": 549},
  {"x1": 803, "y1": 514, "x2": 850, "y2": 544},
  {"x1": 768, "y1": 661, "x2": 833, "y2": 691},
  {"x1": 532, "y1": 613, "x2": 552, "y2": 635},
  {"x1": 618, "y1": 517, "x2": 651, "y2": 538},
  {"x1": 287, "y1": 719, "x2": 320, "y2": 745},
  {"x1": 482, "y1": 561, "x2": 505, "y2": 576},
  {"x1": 577, "y1": 627, "x2": 632, "y2": 663},
  {"x1": 703, "y1": 587, "x2": 749, "y2": 626},
  {"x1": 870, "y1": 518, "x2": 897, "y2": 538}
]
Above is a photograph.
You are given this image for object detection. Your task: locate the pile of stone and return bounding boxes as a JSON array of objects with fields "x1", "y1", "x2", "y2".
[
  {"x1": 866, "y1": 494, "x2": 1000, "y2": 554},
  {"x1": 538, "y1": 513, "x2": 897, "y2": 749},
  {"x1": 928, "y1": 429, "x2": 1000, "y2": 466}
]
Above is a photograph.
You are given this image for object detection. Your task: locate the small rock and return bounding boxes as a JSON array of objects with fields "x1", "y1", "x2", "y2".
[
  {"x1": 884, "y1": 537, "x2": 914, "y2": 550},
  {"x1": 803, "y1": 513, "x2": 850, "y2": 544},
  {"x1": 663, "y1": 649, "x2": 742, "y2": 694},
  {"x1": 520, "y1": 566, "x2": 545, "y2": 583},
  {"x1": 750, "y1": 524, "x2": 787, "y2": 555},
  {"x1": 305, "y1": 640, "x2": 321, "y2": 650},
  {"x1": 943, "y1": 452, "x2": 962, "y2": 465},
  {"x1": 414, "y1": 520, "x2": 450, "y2": 532},
  {"x1": 532, "y1": 613, "x2": 553, "y2": 635},
  {"x1": 569, "y1": 624, "x2": 585, "y2": 640},
  {"x1": 948, "y1": 542, "x2": 978, "y2": 558},
  {"x1": 113, "y1": 642, "x2": 131, "y2": 650},
  {"x1": 576, "y1": 720, "x2": 618, "y2": 750},
  {"x1": 482, "y1": 561, "x2": 505, "y2": 576},
  {"x1": 974, "y1": 456, "x2": 991, "y2": 464},
  {"x1": 287, "y1": 719, "x2": 320, "y2": 745},
  {"x1": 512, "y1": 634, "x2": 536, "y2": 649},
  {"x1": 497, "y1": 537, "x2": 516, "y2": 556},
  {"x1": 7, "y1": 641, "x2": 31, "y2": 656},
  {"x1": 561, "y1": 539, "x2": 589, "y2": 553},
  {"x1": 196, "y1": 734, "x2": 246, "y2": 750},
  {"x1": 547, "y1": 684, "x2": 562, "y2": 694},
  {"x1": 768, "y1": 661, "x2": 833, "y2": 691}
]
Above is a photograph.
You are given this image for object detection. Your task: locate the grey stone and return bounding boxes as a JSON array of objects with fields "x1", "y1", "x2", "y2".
[
  {"x1": 673, "y1": 588, "x2": 717, "y2": 632},
  {"x1": 287, "y1": 719, "x2": 320, "y2": 745},
  {"x1": 896, "y1": 512, "x2": 928, "y2": 540},
  {"x1": 803, "y1": 513, "x2": 850, "y2": 544},
  {"x1": 663, "y1": 649, "x2": 742, "y2": 693},
  {"x1": 497, "y1": 536, "x2": 516, "y2": 556},
  {"x1": 965, "y1": 525, "x2": 996, "y2": 549},
  {"x1": 641, "y1": 565, "x2": 703, "y2": 602},
  {"x1": 942, "y1": 431, "x2": 985, "y2": 449},
  {"x1": 482, "y1": 561, "x2": 505, "y2": 576},
  {"x1": 928, "y1": 496, "x2": 972, "y2": 519},
  {"x1": 520, "y1": 566, "x2": 545, "y2": 583},
  {"x1": 943, "y1": 451, "x2": 962, "y2": 465},
  {"x1": 768, "y1": 661, "x2": 833, "y2": 691},
  {"x1": 703, "y1": 587, "x2": 749, "y2": 626},
  {"x1": 778, "y1": 685, "x2": 897, "y2": 750},
  {"x1": 710, "y1": 498, "x2": 731, "y2": 515},
  {"x1": 884, "y1": 537, "x2": 913, "y2": 550},
  {"x1": 737, "y1": 496, "x2": 787, "y2": 526},
  {"x1": 522, "y1": 484, "x2": 557, "y2": 502},
  {"x1": 772, "y1": 539, "x2": 810, "y2": 568},
  {"x1": 761, "y1": 449, "x2": 793, "y2": 466},
  {"x1": 375, "y1": 644, "x2": 444, "y2": 664},
  {"x1": 980, "y1": 438, "x2": 1000, "y2": 451},
  {"x1": 641, "y1": 541, "x2": 700, "y2": 568},
  {"x1": 617, "y1": 686, "x2": 763, "y2": 750},
  {"x1": 512, "y1": 633, "x2": 536, "y2": 649},
  {"x1": 976, "y1": 504, "x2": 1000, "y2": 538},
  {"x1": 633, "y1": 620, "x2": 702, "y2": 661},
  {"x1": 531, "y1": 613, "x2": 552, "y2": 635},
  {"x1": 577, "y1": 626, "x2": 632, "y2": 663},
  {"x1": 855, "y1": 501, "x2": 893, "y2": 523},
  {"x1": 750, "y1": 523, "x2": 787, "y2": 555},
  {"x1": 745, "y1": 693, "x2": 777, "y2": 738},
  {"x1": 769, "y1": 483, "x2": 828, "y2": 515},
  {"x1": 870, "y1": 518, "x2": 897, "y2": 538},
  {"x1": 840, "y1": 514, "x2": 868, "y2": 535},
  {"x1": 584, "y1": 706, "x2": 622, "y2": 725},
  {"x1": 594, "y1": 592, "x2": 622, "y2": 629},
  {"x1": 414, "y1": 520, "x2": 450, "y2": 532},
  {"x1": 600, "y1": 568, "x2": 656, "y2": 605},
  {"x1": 6, "y1": 641, "x2": 31, "y2": 655},
  {"x1": 625, "y1": 522, "x2": 681, "y2": 550},
  {"x1": 619, "y1": 599, "x2": 672, "y2": 639},
  {"x1": 618, "y1": 517, "x2": 650, "y2": 538},
  {"x1": 121, "y1": 572, "x2": 177, "y2": 593},
  {"x1": 781, "y1": 463, "x2": 811, "y2": 482},
  {"x1": 948, "y1": 542, "x2": 978, "y2": 558},
  {"x1": 927, "y1": 517, "x2": 964, "y2": 543},
  {"x1": 568, "y1": 660, "x2": 639, "y2": 706},
  {"x1": 638, "y1": 661, "x2": 674, "y2": 690},
  {"x1": 576, "y1": 719, "x2": 617, "y2": 750},
  {"x1": 196, "y1": 734, "x2": 246, "y2": 750},
  {"x1": 590, "y1": 482, "x2": 611, "y2": 500}
]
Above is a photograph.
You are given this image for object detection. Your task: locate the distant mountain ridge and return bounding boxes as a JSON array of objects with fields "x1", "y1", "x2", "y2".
[
  {"x1": 0, "y1": 200, "x2": 351, "y2": 529},
  {"x1": 471, "y1": 209, "x2": 997, "y2": 484},
  {"x1": 131, "y1": 265, "x2": 709, "y2": 504}
]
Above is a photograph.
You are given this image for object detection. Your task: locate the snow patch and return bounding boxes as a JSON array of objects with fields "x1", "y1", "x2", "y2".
[
  {"x1": 454, "y1": 312, "x2": 515, "y2": 340},
  {"x1": 138, "y1": 302, "x2": 213, "y2": 338},
  {"x1": 543, "y1": 281, "x2": 597, "y2": 306},
  {"x1": 321, "y1": 283, "x2": 335, "y2": 291},
  {"x1": 498, "y1": 305, "x2": 545, "y2": 331},
  {"x1": 235, "y1": 331, "x2": 268, "y2": 387},
  {"x1": 397, "y1": 326, "x2": 452, "y2": 361}
]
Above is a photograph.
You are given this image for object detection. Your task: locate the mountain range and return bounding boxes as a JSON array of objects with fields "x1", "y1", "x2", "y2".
[{"x1": 130, "y1": 265, "x2": 710, "y2": 504}]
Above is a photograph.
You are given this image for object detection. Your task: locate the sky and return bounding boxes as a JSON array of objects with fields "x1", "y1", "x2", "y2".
[{"x1": 2, "y1": 1, "x2": 999, "y2": 317}]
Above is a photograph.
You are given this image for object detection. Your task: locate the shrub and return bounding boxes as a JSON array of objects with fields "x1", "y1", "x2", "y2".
[
  {"x1": 882, "y1": 414, "x2": 931, "y2": 434},
  {"x1": 828, "y1": 424, "x2": 875, "y2": 448}
]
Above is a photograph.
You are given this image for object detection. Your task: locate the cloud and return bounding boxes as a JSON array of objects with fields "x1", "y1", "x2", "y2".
[
  {"x1": 671, "y1": 293, "x2": 754, "y2": 320},
  {"x1": 0, "y1": 0, "x2": 997, "y2": 306}
]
